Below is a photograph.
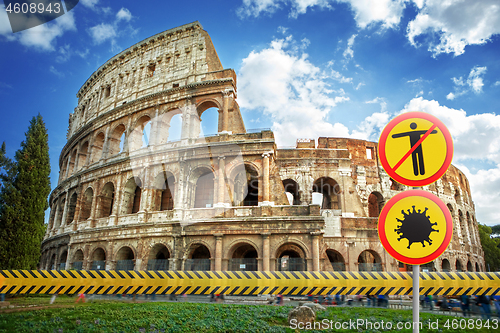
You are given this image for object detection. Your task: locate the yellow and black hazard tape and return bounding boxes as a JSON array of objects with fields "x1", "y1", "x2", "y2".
[{"x1": 0, "y1": 270, "x2": 498, "y2": 296}]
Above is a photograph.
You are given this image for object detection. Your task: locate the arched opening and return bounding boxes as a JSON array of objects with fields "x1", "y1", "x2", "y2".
[
  {"x1": 390, "y1": 178, "x2": 404, "y2": 191},
  {"x1": 358, "y1": 250, "x2": 382, "y2": 271},
  {"x1": 91, "y1": 132, "x2": 105, "y2": 163},
  {"x1": 456, "y1": 259, "x2": 463, "y2": 272},
  {"x1": 312, "y1": 177, "x2": 340, "y2": 209},
  {"x1": 58, "y1": 251, "x2": 67, "y2": 270},
  {"x1": 276, "y1": 243, "x2": 306, "y2": 271},
  {"x1": 129, "y1": 116, "x2": 151, "y2": 151},
  {"x1": 167, "y1": 113, "x2": 182, "y2": 142},
  {"x1": 67, "y1": 150, "x2": 77, "y2": 175},
  {"x1": 229, "y1": 243, "x2": 258, "y2": 271},
  {"x1": 475, "y1": 262, "x2": 480, "y2": 272},
  {"x1": 459, "y1": 210, "x2": 467, "y2": 242},
  {"x1": 108, "y1": 124, "x2": 126, "y2": 156},
  {"x1": 116, "y1": 246, "x2": 135, "y2": 270},
  {"x1": 283, "y1": 179, "x2": 300, "y2": 205},
  {"x1": 326, "y1": 249, "x2": 345, "y2": 271},
  {"x1": 454, "y1": 188, "x2": 461, "y2": 204},
  {"x1": 147, "y1": 244, "x2": 170, "y2": 270},
  {"x1": 121, "y1": 177, "x2": 142, "y2": 215},
  {"x1": 241, "y1": 165, "x2": 259, "y2": 206},
  {"x1": 421, "y1": 261, "x2": 436, "y2": 272},
  {"x1": 98, "y1": 182, "x2": 114, "y2": 218},
  {"x1": 367, "y1": 192, "x2": 384, "y2": 217},
  {"x1": 54, "y1": 197, "x2": 65, "y2": 230},
  {"x1": 49, "y1": 254, "x2": 56, "y2": 270},
  {"x1": 60, "y1": 158, "x2": 68, "y2": 181},
  {"x1": 72, "y1": 250, "x2": 84, "y2": 270},
  {"x1": 193, "y1": 169, "x2": 214, "y2": 208},
  {"x1": 467, "y1": 260, "x2": 473, "y2": 272},
  {"x1": 441, "y1": 259, "x2": 451, "y2": 272},
  {"x1": 91, "y1": 248, "x2": 106, "y2": 270},
  {"x1": 79, "y1": 187, "x2": 93, "y2": 221},
  {"x1": 66, "y1": 193, "x2": 77, "y2": 224},
  {"x1": 77, "y1": 141, "x2": 89, "y2": 170},
  {"x1": 185, "y1": 244, "x2": 211, "y2": 271},
  {"x1": 199, "y1": 107, "x2": 219, "y2": 137}
]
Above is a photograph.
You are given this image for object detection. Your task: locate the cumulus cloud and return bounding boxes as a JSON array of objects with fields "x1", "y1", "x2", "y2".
[
  {"x1": 238, "y1": 0, "x2": 406, "y2": 28},
  {"x1": 80, "y1": 0, "x2": 100, "y2": 9},
  {"x1": 0, "y1": 8, "x2": 76, "y2": 51},
  {"x1": 88, "y1": 23, "x2": 116, "y2": 44},
  {"x1": 238, "y1": 35, "x2": 354, "y2": 145},
  {"x1": 446, "y1": 66, "x2": 487, "y2": 100},
  {"x1": 116, "y1": 8, "x2": 133, "y2": 22},
  {"x1": 407, "y1": 0, "x2": 500, "y2": 56},
  {"x1": 400, "y1": 97, "x2": 500, "y2": 225}
]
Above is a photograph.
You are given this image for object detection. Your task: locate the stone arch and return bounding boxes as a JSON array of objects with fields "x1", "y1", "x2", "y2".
[
  {"x1": 67, "y1": 149, "x2": 77, "y2": 175},
  {"x1": 475, "y1": 262, "x2": 480, "y2": 272},
  {"x1": 325, "y1": 249, "x2": 345, "y2": 271},
  {"x1": 190, "y1": 167, "x2": 215, "y2": 208},
  {"x1": 121, "y1": 177, "x2": 142, "y2": 215},
  {"x1": 456, "y1": 259, "x2": 463, "y2": 272},
  {"x1": 108, "y1": 124, "x2": 126, "y2": 156},
  {"x1": 71, "y1": 249, "x2": 84, "y2": 270},
  {"x1": 53, "y1": 196, "x2": 66, "y2": 230},
  {"x1": 160, "y1": 108, "x2": 183, "y2": 143},
  {"x1": 152, "y1": 171, "x2": 176, "y2": 211},
  {"x1": 467, "y1": 260, "x2": 473, "y2": 272},
  {"x1": 66, "y1": 192, "x2": 78, "y2": 225},
  {"x1": 283, "y1": 179, "x2": 301, "y2": 205},
  {"x1": 129, "y1": 115, "x2": 152, "y2": 151},
  {"x1": 77, "y1": 141, "x2": 89, "y2": 170},
  {"x1": 441, "y1": 258, "x2": 451, "y2": 272},
  {"x1": 312, "y1": 177, "x2": 341, "y2": 209},
  {"x1": 357, "y1": 250, "x2": 382, "y2": 271},
  {"x1": 79, "y1": 187, "x2": 94, "y2": 221},
  {"x1": 58, "y1": 250, "x2": 68, "y2": 270},
  {"x1": 390, "y1": 178, "x2": 404, "y2": 191},
  {"x1": 49, "y1": 253, "x2": 56, "y2": 270},
  {"x1": 454, "y1": 188, "x2": 461, "y2": 204},
  {"x1": 147, "y1": 243, "x2": 171, "y2": 270},
  {"x1": 368, "y1": 191, "x2": 384, "y2": 217},
  {"x1": 185, "y1": 242, "x2": 211, "y2": 271},
  {"x1": 275, "y1": 242, "x2": 307, "y2": 271},
  {"x1": 90, "y1": 247, "x2": 106, "y2": 270},
  {"x1": 196, "y1": 99, "x2": 222, "y2": 117},
  {"x1": 98, "y1": 182, "x2": 115, "y2": 218},
  {"x1": 91, "y1": 131, "x2": 105, "y2": 163},
  {"x1": 227, "y1": 241, "x2": 259, "y2": 271},
  {"x1": 115, "y1": 245, "x2": 136, "y2": 270}
]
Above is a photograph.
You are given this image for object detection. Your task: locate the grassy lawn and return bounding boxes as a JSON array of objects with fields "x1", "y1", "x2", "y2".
[{"x1": 0, "y1": 296, "x2": 499, "y2": 332}]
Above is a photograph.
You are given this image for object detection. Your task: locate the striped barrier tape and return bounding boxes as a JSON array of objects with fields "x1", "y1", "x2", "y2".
[{"x1": 0, "y1": 270, "x2": 499, "y2": 296}]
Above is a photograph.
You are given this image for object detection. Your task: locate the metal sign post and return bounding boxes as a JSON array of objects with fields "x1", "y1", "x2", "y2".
[{"x1": 413, "y1": 263, "x2": 420, "y2": 333}]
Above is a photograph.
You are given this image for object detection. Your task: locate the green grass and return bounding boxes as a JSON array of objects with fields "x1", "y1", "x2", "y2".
[{"x1": 0, "y1": 299, "x2": 498, "y2": 332}]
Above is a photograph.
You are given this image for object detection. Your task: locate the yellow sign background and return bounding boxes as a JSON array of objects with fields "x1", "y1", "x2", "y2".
[
  {"x1": 385, "y1": 118, "x2": 447, "y2": 181},
  {"x1": 384, "y1": 195, "x2": 447, "y2": 259}
]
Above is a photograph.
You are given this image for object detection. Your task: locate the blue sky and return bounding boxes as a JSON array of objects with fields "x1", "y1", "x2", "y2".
[{"x1": 1, "y1": 0, "x2": 500, "y2": 226}]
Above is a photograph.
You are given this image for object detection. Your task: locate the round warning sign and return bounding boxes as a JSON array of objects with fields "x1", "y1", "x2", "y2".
[
  {"x1": 379, "y1": 112, "x2": 453, "y2": 187},
  {"x1": 378, "y1": 190, "x2": 453, "y2": 265}
]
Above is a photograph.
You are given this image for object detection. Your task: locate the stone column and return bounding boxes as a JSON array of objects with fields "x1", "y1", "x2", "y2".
[
  {"x1": 260, "y1": 153, "x2": 273, "y2": 206},
  {"x1": 214, "y1": 156, "x2": 228, "y2": 207},
  {"x1": 221, "y1": 90, "x2": 230, "y2": 133},
  {"x1": 214, "y1": 233, "x2": 223, "y2": 271},
  {"x1": 262, "y1": 232, "x2": 271, "y2": 271},
  {"x1": 311, "y1": 231, "x2": 322, "y2": 271},
  {"x1": 60, "y1": 192, "x2": 70, "y2": 230}
]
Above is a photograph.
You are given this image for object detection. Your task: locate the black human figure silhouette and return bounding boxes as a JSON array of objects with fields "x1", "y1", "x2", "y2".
[{"x1": 391, "y1": 122, "x2": 438, "y2": 176}]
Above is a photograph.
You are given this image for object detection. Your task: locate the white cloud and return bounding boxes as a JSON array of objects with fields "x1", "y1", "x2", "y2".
[
  {"x1": 407, "y1": 0, "x2": 500, "y2": 56},
  {"x1": 238, "y1": 35, "x2": 351, "y2": 145},
  {"x1": 447, "y1": 66, "x2": 487, "y2": 100},
  {"x1": 343, "y1": 34, "x2": 356, "y2": 59},
  {"x1": 338, "y1": 0, "x2": 407, "y2": 29},
  {"x1": 400, "y1": 97, "x2": 500, "y2": 225},
  {"x1": 494, "y1": 81, "x2": 500, "y2": 87},
  {"x1": 238, "y1": 0, "x2": 405, "y2": 27},
  {"x1": 88, "y1": 23, "x2": 116, "y2": 44},
  {"x1": 80, "y1": 0, "x2": 100, "y2": 9},
  {"x1": 116, "y1": 8, "x2": 133, "y2": 22},
  {"x1": 49, "y1": 65, "x2": 65, "y2": 78}
]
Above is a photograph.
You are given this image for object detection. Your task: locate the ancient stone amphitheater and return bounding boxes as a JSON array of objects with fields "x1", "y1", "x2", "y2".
[{"x1": 41, "y1": 22, "x2": 485, "y2": 274}]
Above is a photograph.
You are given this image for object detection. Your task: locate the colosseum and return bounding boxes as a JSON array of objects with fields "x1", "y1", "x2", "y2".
[{"x1": 41, "y1": 21, "x2": 485, "y2": 275}]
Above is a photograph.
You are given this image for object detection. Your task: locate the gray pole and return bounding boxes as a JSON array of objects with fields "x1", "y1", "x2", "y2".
[{"x1": 413, "y1": 264, "x2": 420, "y2": 333}]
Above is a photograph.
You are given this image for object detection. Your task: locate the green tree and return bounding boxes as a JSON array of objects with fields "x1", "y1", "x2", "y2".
[
  {"x1": 478, "y1": 224, "x2": 500, "y2": 271},
  {"x1": 491, "y1": 224, "x2": 500, "y2": 237},
  {"x1": 0, "y1": 114, "x2": 51, "y2": 269}
]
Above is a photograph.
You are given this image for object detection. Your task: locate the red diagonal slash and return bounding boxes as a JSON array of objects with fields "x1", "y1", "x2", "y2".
[{"x1": 392, "y1": 124, "x2": 438, "y2": 172}]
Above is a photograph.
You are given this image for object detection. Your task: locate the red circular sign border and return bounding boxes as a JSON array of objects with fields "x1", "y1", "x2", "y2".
[
  {"x1": 379, "y1": 112, "x2": 454, "y2": 187},
  {"x1": 378, "y1": 190, "x2": 453, "y2": 265}
]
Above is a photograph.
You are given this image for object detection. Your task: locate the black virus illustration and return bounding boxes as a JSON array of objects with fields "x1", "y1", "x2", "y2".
[{"x1": 394, "y1": 206, "x2": 438, "y2": 249}]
